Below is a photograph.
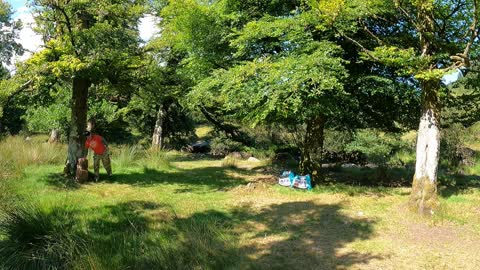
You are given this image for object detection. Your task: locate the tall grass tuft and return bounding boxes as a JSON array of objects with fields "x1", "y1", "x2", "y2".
[
  {"x1": 142, "y1": 149, "x2": 172, "y2": 171},
  {"x1": 110, "y1": 145, "x2": 141, "y2": 169},
  {"x1": 118, "y1": 213, "x2": 239, "y2": 269},
  {"x1": 0, "y1": 136, "x2": 66, "y2": 181},
  {"x1": 0, "y1": 203, "x2": 86, "y2": 270},
  {"x1": 221, "y1": 157, "x2": 240, "y2": 169}
]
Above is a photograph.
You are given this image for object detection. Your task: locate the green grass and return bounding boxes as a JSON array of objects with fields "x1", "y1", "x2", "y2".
[{"x1": 2, "y1": 136, "x2": 480, "y2": 269}]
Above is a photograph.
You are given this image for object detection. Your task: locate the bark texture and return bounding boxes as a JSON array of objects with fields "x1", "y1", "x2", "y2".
[
  {"x1": 300, "y1": 115, "x2": 326, "y2": 182},
  {"x1": 152, "y1": 104, "x2": 166, "y2": 149},
  {"x1": 410, "y1": 80, "x2": 441, "y2": 214},
  {"x1": 66, "y1": 77, "x2": 89, "y2": 176}
]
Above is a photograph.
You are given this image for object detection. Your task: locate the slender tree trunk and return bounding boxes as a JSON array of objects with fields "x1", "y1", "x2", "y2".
[
  {"x1": 66, "y1": 77, "x2": 89, "y2": 175},
  {"x1": 410, "y1": 80, "x2": 441, "y2": 214},
  {"x1": 300, "y1": 115, "x2": 326, "y2": 182},
  {"x1": 152, "y1": 104, "x2": 166, "y2": 149},
  {"x1": 48, "y1": 129, "x2": 61, "y2": 143}
]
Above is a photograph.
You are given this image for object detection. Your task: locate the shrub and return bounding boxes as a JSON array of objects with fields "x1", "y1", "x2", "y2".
[
  {"x1": 441, "y1": 123, "x2": 470, "y2": 170},
  {"x1": 324, "y1": 129, "x2": 354, "y2": 153},
  {"x1": 346, "y1": 129, "x2": 405, "y2": 166},
  {"x1": 209, "y1": 134, "x2": 243, "y2": 156}
]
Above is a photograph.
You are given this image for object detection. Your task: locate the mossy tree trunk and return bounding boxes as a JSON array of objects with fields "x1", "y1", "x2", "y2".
[
  {"x1": 300, "y1": 115, "x2": 326, "y2": 182},
  {"x1": 66, "y1": 77, "x2": 89, "y2": 175},
  {"x1": 410, "y1": 80, "x2": 441, "y2": 214}
]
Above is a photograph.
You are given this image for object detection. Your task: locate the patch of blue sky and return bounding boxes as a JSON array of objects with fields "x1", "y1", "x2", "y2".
[{"x1": 7, "y1": 0, "x2": 28, "y2": 17}]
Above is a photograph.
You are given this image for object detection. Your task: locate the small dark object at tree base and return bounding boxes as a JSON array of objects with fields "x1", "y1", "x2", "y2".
[{"x1": 75, "y1": 158, "x2": 89, "y2": 183}]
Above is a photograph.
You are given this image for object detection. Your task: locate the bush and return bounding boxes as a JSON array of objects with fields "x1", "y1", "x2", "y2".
[
  {"x1": 209, "y1": 134, "x2": 243, "y2": 156},
  {"x1": 441, "y1": 123, "x2": 470, "y2": 169},
  {"x1": 324, "y1": 129, "x2": 354, "y2": 153},
  {"x1": 346, "y1": 129, "x2": 405, "y2": 166}
]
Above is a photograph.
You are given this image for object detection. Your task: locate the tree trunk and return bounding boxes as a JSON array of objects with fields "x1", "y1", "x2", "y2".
[
  {"x1": 66, "y1": 77, "x2": 89, "y2": 176},
  {"x1": 152, "y1": 104, "x2": 166, "y2": 150},
  {"x1": 48, "y1": 129, "x2": 61, "y2": 143},
  {"x1": 410, "y1": 80, "x2": 441, "y2": 214},
  {"x1": 300, "y1": 115, "x2": 326, "y2": 182}
]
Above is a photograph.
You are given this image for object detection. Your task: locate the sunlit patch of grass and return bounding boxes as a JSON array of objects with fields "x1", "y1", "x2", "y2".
[
  {"x1": 435, "y1": 189, "x2": 480, "y2": 230},
  {"x1": 461, "y1": 160, "x2": 480, "y2": 175}
]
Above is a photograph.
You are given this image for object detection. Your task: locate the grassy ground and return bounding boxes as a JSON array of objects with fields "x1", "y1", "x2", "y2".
[{"x1": 1, "y1": 136, "x2": 480, "y2": 269}]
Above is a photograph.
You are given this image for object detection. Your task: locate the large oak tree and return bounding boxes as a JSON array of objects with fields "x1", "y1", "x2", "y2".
[{"x1": 30, "y1": 0, "x2": 146, "y2": 174}]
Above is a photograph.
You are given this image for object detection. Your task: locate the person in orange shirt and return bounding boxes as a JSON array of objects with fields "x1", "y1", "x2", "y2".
[{"x1": 84, "y1": 131, "x2": 112, "y2": 181}]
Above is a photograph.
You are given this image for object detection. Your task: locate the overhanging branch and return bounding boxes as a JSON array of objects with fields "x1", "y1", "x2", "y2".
[
  {"x1": 361, "y1": 21, "x2": 385, "y2": 46},
  {"x1": 449, "y1": 0, "x2": 478, "y2": 69},
  {"x1": 48, "y1": 2, "x2": 79, "y2": 57},
  {"x1": 339, "y1": 31, "x2": 381, "y2": 62}
]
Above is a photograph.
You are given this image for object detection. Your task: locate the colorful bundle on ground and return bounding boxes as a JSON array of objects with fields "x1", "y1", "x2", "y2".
[
  {"x1": 278, "y1": 171, "x2": 311, "y2": 190},
  {"x1": 278, "y1": 170, "x2": 295, "y2": 187}
]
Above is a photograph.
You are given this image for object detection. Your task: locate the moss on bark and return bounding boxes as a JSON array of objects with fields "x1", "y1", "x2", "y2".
[{"x1": 409, "y1": 175, "x2": 438, "y2": 215}]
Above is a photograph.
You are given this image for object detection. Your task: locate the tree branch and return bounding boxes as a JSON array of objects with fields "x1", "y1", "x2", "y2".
[
  {"x1": 462, "y1": 0, "x2": 478, "y2": 60},
  {"x1": 361, "y1": 21, "x2": 385, "y2": 46},
  {"x1": 449, "y1": 0, "x2": 478, "y2": 69},
  {"x1": 49, "y1": 2, "x2": 79, "y2": 57},
  {"x1": 1, "y1": 80, "x2": 34, "y2": 108},
  {"x1": 394, "y1": 0, "x2": 420, "y2": 30},
  {"x1": 339, "y1": 31, "x2": 381, "y2": 62}
]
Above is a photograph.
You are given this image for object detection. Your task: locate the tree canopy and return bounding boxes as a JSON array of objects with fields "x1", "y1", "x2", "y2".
[{"x1": 0, "y1": 0, "x2": 22, "y2": 71}]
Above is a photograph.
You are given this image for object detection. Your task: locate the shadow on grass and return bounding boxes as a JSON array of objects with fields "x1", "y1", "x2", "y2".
[
  {"x1": 42, "y1": 173, "x2": 81, "y2": 190},
  {"x1": 100, "y1": 166, "x2": 250, "y2": 191},
  {"x1": 234, "y1": 201, "x2": 384, "y2": 269},
  {"x1": 40, "y1": 165, "x2": 251, "y2": 192},
  {"x1": 1, "y1": 198, "x2": 383, "y2": 269},
  {"x1": 77, "y1": 200, "x2": 238, "y2": 269},
  {"x1": 321, "y1": 165, "x2": 480, "y2": 198},
  {"x1": 322, "y1": 166, "x2": 414, "y2": 188},
  {"x1": 438, "y1": 173, "x2": 480, "y2": 198},
  {"x1": 78, "y1": 200, "x2": 382, "y2": 269}
]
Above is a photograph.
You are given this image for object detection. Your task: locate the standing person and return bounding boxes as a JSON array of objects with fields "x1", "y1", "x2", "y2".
[{"x1": 84, "y1": 131, "x2": 112, "y2": 181}]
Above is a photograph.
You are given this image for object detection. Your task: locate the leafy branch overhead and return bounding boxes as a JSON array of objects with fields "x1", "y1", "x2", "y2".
[{"x1": 310, "y1": 0, "x2": 479, "y2": 81}]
